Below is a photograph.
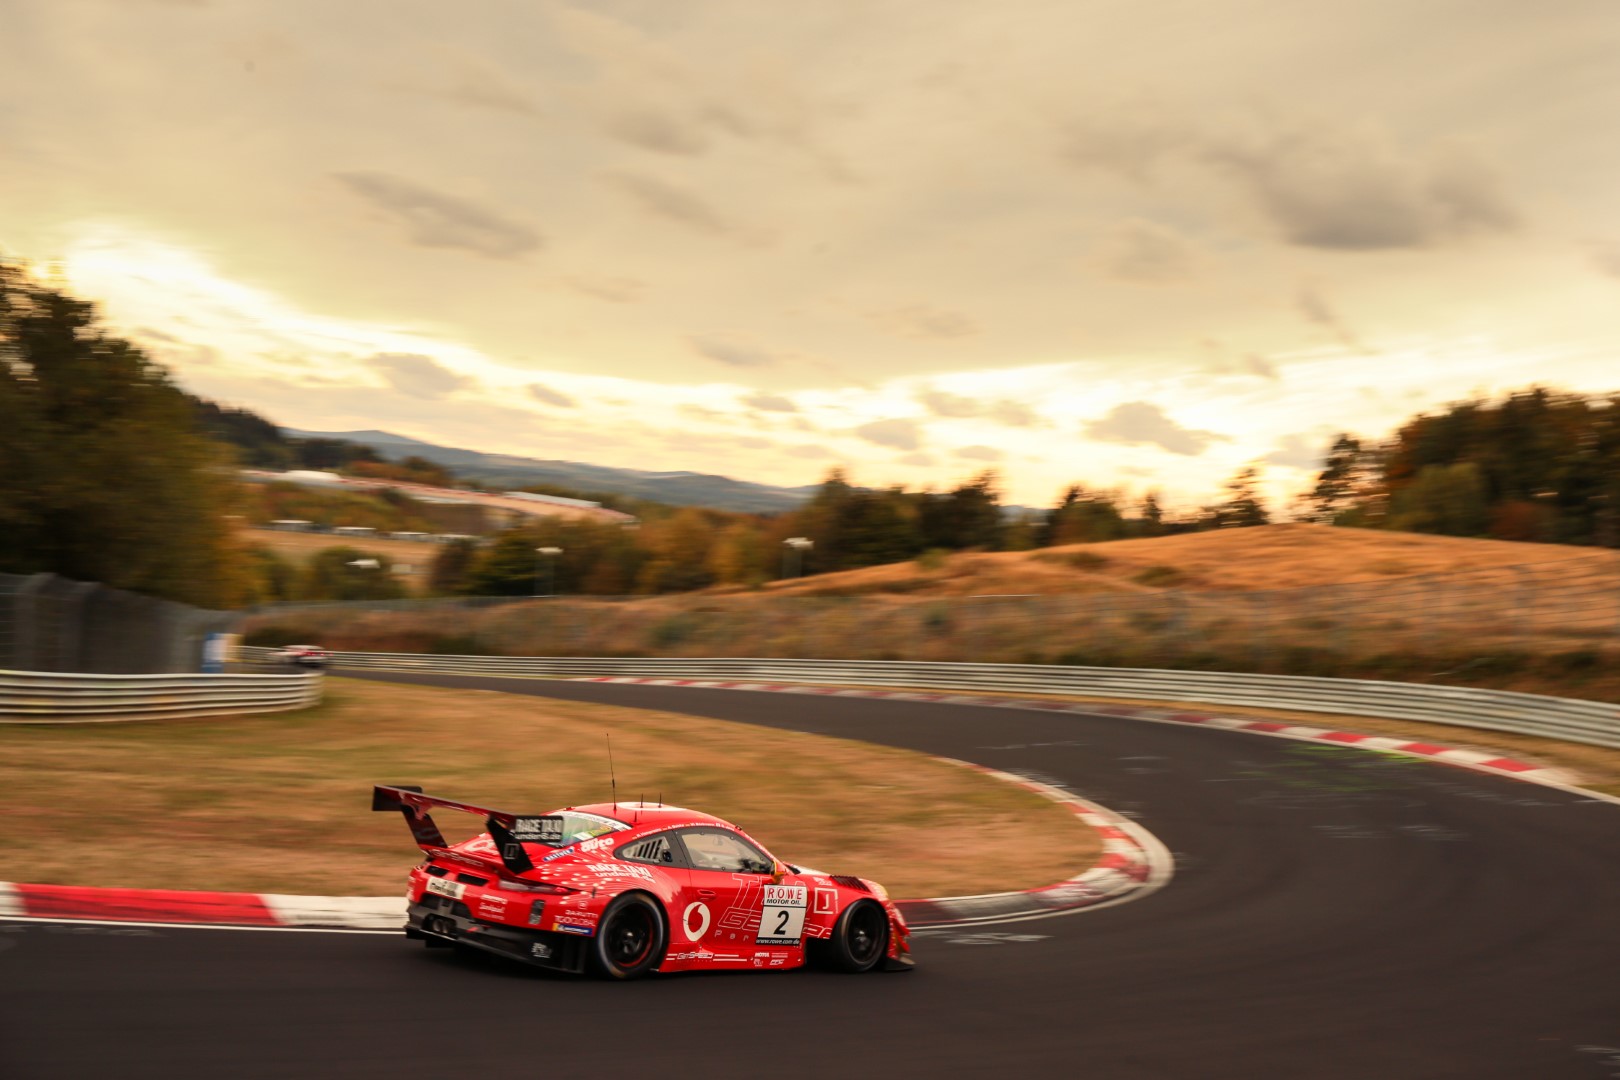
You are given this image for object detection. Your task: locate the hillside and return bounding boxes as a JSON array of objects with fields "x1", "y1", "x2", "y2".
[
  {"x1": 285, "y1": 428, "x2": 819, "y2": 514},
  {"x1": 748, "y1": 523, "x2": 1620, "y2": 597}
]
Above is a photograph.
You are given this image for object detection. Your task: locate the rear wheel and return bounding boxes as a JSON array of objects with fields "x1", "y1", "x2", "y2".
[
  {"x1": 829, "y1": 900, "x2": 888, "y2": 973},
  {"x1": 591, "y1": 893, "x2": 666, "y2": 979}
]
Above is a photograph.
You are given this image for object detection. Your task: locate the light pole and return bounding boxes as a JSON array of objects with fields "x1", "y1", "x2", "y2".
[
  {"x1": 535, "y1": 546, "x2": 563, "y2": 597},
  {"x1": 782, "y1": 537, "x2": 813, "y2": 579}
]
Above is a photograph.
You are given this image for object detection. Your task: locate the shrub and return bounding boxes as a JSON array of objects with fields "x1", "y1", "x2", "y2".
[
  {"x1": 914, "y1": 549, "x2": 949, "y2": 572},
  {"x1": 1133, "y1": 565, "x2": 1186, "y2": 588}
]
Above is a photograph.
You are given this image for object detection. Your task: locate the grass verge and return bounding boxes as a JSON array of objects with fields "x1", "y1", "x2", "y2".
[{"x1": 0, "y1": 677, "x2": 1099, "y2": 898}]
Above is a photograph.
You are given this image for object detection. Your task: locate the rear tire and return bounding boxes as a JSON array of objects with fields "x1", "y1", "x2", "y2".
[
  {"x1": 829, "y1": 900, "x2": 888, "y2": 973},
  {"x1": 591, "y1": 892, "x2": 666, "y2": 980}
]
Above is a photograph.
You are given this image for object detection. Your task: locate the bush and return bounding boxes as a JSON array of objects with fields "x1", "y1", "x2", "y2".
[
  {"x1": 1133, "y1": 565, "x2": 1186, "y2": 588},
  {"x1": 914, "y1": 549, "x2": 949, "y2": 572}
]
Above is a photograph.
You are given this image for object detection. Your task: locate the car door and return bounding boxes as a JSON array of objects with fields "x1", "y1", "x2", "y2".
[{"x1": 670, "y1": 827, "x2": 789, "y2": 966}]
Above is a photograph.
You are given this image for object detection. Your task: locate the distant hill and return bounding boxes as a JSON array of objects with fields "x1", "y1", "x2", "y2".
[{"x1": 283, "y1": 429, "x2": 820, "y2": 514}]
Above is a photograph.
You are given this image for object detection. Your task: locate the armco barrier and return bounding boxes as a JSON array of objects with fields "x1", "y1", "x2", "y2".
[
  {"x1": 238, "y1": 648, "x2": 1620, "y2": 750},
  {"x1": 0, "y1": 668, "x2": 323, "y2": 724}
]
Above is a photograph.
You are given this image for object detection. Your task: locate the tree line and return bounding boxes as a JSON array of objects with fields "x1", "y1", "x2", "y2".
[
  {"x1": 1305, "y1": 388, "x2": 1620, "y2": 545},
  {"x1": 6, "y1": 262, "x2": 1613, "y2": 609}
]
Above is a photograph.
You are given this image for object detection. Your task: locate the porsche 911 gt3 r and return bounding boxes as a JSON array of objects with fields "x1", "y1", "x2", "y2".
[{"x1": 372, "y1": 785, "x2": 914, "y2": 979}]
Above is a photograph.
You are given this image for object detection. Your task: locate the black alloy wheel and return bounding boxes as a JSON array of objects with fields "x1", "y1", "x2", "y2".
[
  {"x1": 592, "y1": 893, "x2": 666, "y2": 979},
  {"x1": 831, "y1": 900, "x2": 888, "y2": 973}
]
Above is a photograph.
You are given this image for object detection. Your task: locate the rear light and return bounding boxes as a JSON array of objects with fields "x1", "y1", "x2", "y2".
[{"x1": 502, "y1": 880, "x2": 576, "y2": 895}]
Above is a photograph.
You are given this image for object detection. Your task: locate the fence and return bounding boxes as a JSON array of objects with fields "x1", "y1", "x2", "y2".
[
  {"x1": 238, "y1": 552, "x2": 1620, "y2": 673},
  {"x1": 238, "y1": 649, "x2": 1620, "y2": 751},
  {"x1": 0, "y1": 668, "x2": 323, "y2": 724},
  {"x1": 0, "y1": 573, "x2": 238, "y2": 674}
]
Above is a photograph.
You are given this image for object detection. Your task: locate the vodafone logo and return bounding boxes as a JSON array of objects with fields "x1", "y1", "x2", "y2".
[{"x1": 682, "y1": 902, "x2": 711, "y2": 941}]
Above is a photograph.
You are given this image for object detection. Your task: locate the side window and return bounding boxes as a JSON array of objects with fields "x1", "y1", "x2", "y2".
[
  {"x1": 678, "y1": 828, "x2": 772, "y2": 874},
  {"x1": 620, "y1": 833, "x2": 680, "y2": 867}
]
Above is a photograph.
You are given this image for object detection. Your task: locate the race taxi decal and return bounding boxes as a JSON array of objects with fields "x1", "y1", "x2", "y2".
[
  {"x1": 756, "y1": 883, "x2": 807, "y2": 946},
  {"x1": 425, "y1": 877, "x2": 465, "y2": 900}
]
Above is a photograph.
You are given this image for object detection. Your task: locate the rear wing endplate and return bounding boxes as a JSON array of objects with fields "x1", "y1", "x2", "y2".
[{"x1": 372, "y1": 784, "x2": 566, "y2": 876}]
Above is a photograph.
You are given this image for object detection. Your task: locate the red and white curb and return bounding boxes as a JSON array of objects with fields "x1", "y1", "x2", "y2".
[
  {"x1": 572, "y1": 677, "x2": 1588, "y2": 789},
  {"x1": 897, "y1": 763, "x2": 1172, "y2": 928},
  {"x1": 0, "y1": 880, "x2": 403, "y2": 932}
]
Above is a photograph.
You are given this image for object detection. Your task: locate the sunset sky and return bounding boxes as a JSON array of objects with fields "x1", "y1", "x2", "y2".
[{"x1": 5, "y1": 0, "x2": 1617, "y2": 511}]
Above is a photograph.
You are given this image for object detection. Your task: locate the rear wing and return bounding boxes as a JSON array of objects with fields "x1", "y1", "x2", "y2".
[{"x1": 372, "y1": 784, "x2": 568, "y2": 876}]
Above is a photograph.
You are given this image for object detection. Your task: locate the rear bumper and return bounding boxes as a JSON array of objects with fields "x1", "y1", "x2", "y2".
[{"x1": 408, "y1": 897, "x2": 588, "y2": 974}]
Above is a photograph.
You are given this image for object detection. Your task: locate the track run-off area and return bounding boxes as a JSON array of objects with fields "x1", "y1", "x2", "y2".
[{"x1": 4, "y1": 670, "x2": 1619, "y2": 1079}]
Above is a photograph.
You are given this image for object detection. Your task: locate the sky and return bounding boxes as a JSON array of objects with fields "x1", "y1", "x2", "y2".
[{"x1": 4, "y1": 0, "x2": 1618, "y2": 512}]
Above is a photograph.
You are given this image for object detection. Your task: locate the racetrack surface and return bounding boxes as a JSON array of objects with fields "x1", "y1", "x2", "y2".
[{"x1": 4, "y1": 671, "x2": 1619, "y2": 1079}]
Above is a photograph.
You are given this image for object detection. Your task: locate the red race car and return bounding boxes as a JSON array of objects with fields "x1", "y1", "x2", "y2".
[{"x1": 372, "y1": 785, "x2": 914, "y2": 978}]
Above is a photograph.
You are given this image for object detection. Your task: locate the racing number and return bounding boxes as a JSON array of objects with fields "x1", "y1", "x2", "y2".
[{"x1": 756, "y1": 884, "x2": 807, "y2": 946}]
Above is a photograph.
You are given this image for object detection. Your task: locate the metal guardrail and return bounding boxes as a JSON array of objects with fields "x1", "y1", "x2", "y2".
[
  {"x1": 0, "y1": 668, "x2": 323, "y2": 724},
  {"x1": 237, "y1": 648, "x2": 1620, "y2": 750}
]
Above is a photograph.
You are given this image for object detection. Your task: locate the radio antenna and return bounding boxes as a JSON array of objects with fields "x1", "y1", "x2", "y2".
[{"x1": 607, "y1": 734, "x2": 617, "y2": 812}]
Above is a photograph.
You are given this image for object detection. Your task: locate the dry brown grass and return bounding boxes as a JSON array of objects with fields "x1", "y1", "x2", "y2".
[
  {"x1": 753, "y1": 523, "x2": 1616, "y2": 597},
  {"x1": 0, "y1": 677, "x2": 1097, "y2": 899},
  {"x1": 242, "y1": 528, "x2": 442, "y2": 592}
]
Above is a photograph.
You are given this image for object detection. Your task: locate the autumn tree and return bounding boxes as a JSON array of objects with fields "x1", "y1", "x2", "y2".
[{"x1": 0, "y1": 263, "x2": 247, "y2": 606}]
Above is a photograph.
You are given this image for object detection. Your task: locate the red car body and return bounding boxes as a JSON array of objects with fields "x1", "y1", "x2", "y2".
[
  {"x1": 373, "y1": 785, "x2": 914, "y2": 978},
  {"x1": 274, "y1": 644, "x2": 330, "y2": 668}
]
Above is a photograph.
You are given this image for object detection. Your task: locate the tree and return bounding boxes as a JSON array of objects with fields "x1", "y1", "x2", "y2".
[
  {"x1": 1206, "y1": 466, "x2": 1270, "y2": 528},
  {"x1": 1386, "y1": 463, "x2": 1489, "y2": 536},
  {"x1": 294, "y1": 546, "x2": 405, "y2": 602},
  {"x1": 427, "y1": 538, "x2": 478, "y2": 595},
  {"x1": 0, "y1": 263, "x2": 246, "y2": 606}
]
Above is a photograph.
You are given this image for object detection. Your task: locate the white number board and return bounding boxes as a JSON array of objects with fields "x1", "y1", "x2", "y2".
[{"x1": 756, "y1": 884, "x2": 807, "y2": 945}]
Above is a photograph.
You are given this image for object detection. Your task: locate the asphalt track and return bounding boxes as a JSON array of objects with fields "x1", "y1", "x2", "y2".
[{"x1": 5, "y1": 671, "x2": 1620, "y2": 1079}]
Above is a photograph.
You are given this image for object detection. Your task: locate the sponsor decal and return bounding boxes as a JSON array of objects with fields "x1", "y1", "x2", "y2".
[
  {"x1": 550, "y1": 920, "x2": 595, "y2": 936},
  {"x1": 586, "y1": 863, "x2": 654, "y2": 882},
  {"x1": 814, "y1": 887, "x2": 837, "y2": 914},
  {"x1": 476, "y1": 896, "x2": 509, "y2": 919},
  {"x1": 510, "y1": 816, "x2": 566, "y2": 844},
  {"x1": 682, "y1": 902, "x2": 712, "y2": 942},
  {"x1": 425, "y1": 877, "x2": 465, "y2": 900},
  {"x1": 578, "y1": 836, "x2": 615, "y2": 853},
  {"x1": 757, "y1": 884, "x2": 808, "y2": 946}
]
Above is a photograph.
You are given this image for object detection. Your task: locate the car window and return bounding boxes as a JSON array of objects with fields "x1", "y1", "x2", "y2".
[
  {"x1": 679, "y1": 828, "x2": 771, "y2": 874},
  {"x1": 619, "y1": 833, "x2": 680, "y2": 866}
]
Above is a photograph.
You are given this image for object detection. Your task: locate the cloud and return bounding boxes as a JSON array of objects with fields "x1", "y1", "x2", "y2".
[
  {"x1": 786, "y1": 443, "x2": 832, "y2": 459},
  {"x1": 688, "y1": 335, "x2": 783, "y2": 369},
  {"x1": 561, "y1": 275, "x2": 646, "y2": 303},
  {"x1": 916, "y1": 388, "x2": 1040, "y2": 427},
  {"x1": 603, "y1": 110, "x2": 710, "y2": 156},
  {"x1": 1206, "y1": 124, "x2": 1519, "y2": 251},
  {"x1": 1241, "y1": 352, "x2": 1278, "y2": 380},
  {"x1": 411, "y1": 50, "x2": 542, "y2": 116},
  {"x1": 526, "y1": 382, "x2": 575, "y2": 408},
  {"x1": 334, "y1": 172, "x2": 542, "y2": 258},
  {"x1": 1589, "y1": 240, "x2": 1620, "y2": 279},
  {"x1": 365, "y1": 353, "x2": 473, "y2": 399},
  {"x1": 678, "y1": 403, "x2": 730, "y2": 422},
  {"x1": 1060, "y1": 107, "x2": 1520, "y2": 251},
  {"x1": 897, "y1": 452, "x2": 937, "y2": 467},
  {"x1": 604, "y1": 171, "x2": 733, "y2": 235},
  {"x1": 954, "y1": 445, "x2": 1003, "y2": 462},
  {"x1": 854, "y1": 418, "x2": 922, "y2": 451},
  {"x1": 1098, "y1": 218, "x2": 1198, "y2": 282},
  {"x1": 1084, "y1": 401, "x2": 1227, "y2": 456},
  {"x1": 1297, "y1": 284, "x2": 1373, "y2": 354},
  {"x1": 867, "y1": 304, "x2": 978, "y2": 341},
  {"x1": 741, "y1": 391, "x2": 798, "y2": 413},
  {"x1": 1261, "y1": 433, "x2": 1323, "y2": 470}
]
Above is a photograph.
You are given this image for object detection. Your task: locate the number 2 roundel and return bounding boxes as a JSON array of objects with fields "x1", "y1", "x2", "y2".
[{"x1": 682, "y1": 902, "x2": 711, "y2": 941}]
